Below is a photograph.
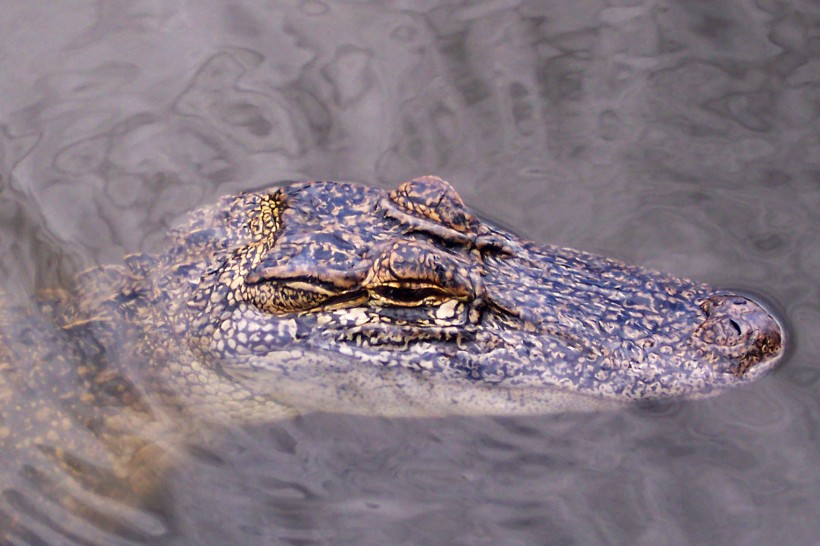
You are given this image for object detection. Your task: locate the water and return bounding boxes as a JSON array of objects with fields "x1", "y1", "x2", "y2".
[{"x1": 0, "y1": 1, "x2": 818, "y2": 544}]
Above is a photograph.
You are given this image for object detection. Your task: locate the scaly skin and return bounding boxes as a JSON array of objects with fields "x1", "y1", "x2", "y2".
[{"x1": 0, "y1": 176, "x2": 784, "y2": 542}]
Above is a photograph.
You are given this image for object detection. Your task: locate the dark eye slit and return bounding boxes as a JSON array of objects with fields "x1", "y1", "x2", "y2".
[
  {"x1": 322, "y1": 290, "x2": 367, "y2": 307},
  {"x1": 291, "y1": 276, "x2": 343, "y2": 292},
  {"x1": 373, "y1": 286, "x2": 447, "y2": 303},
  {"x1": 266, "y1": 275, "x2": 345, "y2": 292}
]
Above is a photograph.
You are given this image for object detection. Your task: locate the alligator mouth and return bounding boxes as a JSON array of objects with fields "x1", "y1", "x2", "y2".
[
  {"x1": 322, "y1": 299, "x2": 477, "y2": 348},
  {"x1": 331, "y1": 323, "x2": 472, "y2": 348}
]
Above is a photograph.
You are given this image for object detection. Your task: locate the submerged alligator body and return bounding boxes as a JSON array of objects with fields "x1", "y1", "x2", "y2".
[{"x1": 0, "y1": 176, "x2": 784, "y2": 541}]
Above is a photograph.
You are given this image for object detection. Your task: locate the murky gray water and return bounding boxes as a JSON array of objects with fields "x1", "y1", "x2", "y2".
[{"x1": 0, "y1": 1, "x2": 818, "y2": 544}]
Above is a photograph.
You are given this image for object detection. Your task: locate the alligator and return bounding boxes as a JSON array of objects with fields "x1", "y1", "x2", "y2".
[{"x1": 0, "y1": 176, "x2": 784, "y2": 542}]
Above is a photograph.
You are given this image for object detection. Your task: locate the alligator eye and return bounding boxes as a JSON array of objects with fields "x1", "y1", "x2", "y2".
[
  {"x1": 246, "y1": 281, "x2": 366, "y2": 314},
  {"x1": 246, "y1": 282, "x2": 328, "y2": 314},
  {"x1": 370, "y1": 285, "x2": 452, "y2": 307}
]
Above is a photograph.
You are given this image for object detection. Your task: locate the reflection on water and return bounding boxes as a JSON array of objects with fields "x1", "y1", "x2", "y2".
[{"x1": 0, "y1": 1, "x2": 817, "y2": 544}]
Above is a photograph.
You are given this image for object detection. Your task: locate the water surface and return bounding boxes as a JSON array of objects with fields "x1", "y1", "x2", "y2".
[{"x1": 0, "y1": 1, "x2": 817, "y2": 544}]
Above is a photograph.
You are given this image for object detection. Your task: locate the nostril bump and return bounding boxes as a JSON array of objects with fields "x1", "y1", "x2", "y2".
[{"x1": 693, "y1": 293, "x2": 785, "y2": 373}]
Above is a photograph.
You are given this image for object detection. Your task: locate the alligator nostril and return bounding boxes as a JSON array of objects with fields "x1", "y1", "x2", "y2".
[{"x1": 694, "y1": 293, "x2": 785, "y2": 376}]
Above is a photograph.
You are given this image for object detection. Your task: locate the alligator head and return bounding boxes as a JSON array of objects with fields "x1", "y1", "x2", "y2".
[{"x1": 157, "y1": 176, "x2": 784, "y2": 417}]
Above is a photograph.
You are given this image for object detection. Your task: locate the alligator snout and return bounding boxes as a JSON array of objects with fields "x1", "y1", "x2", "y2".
[{"x1": 694, "y1": 294, "x2": 784, "y2": 376}]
